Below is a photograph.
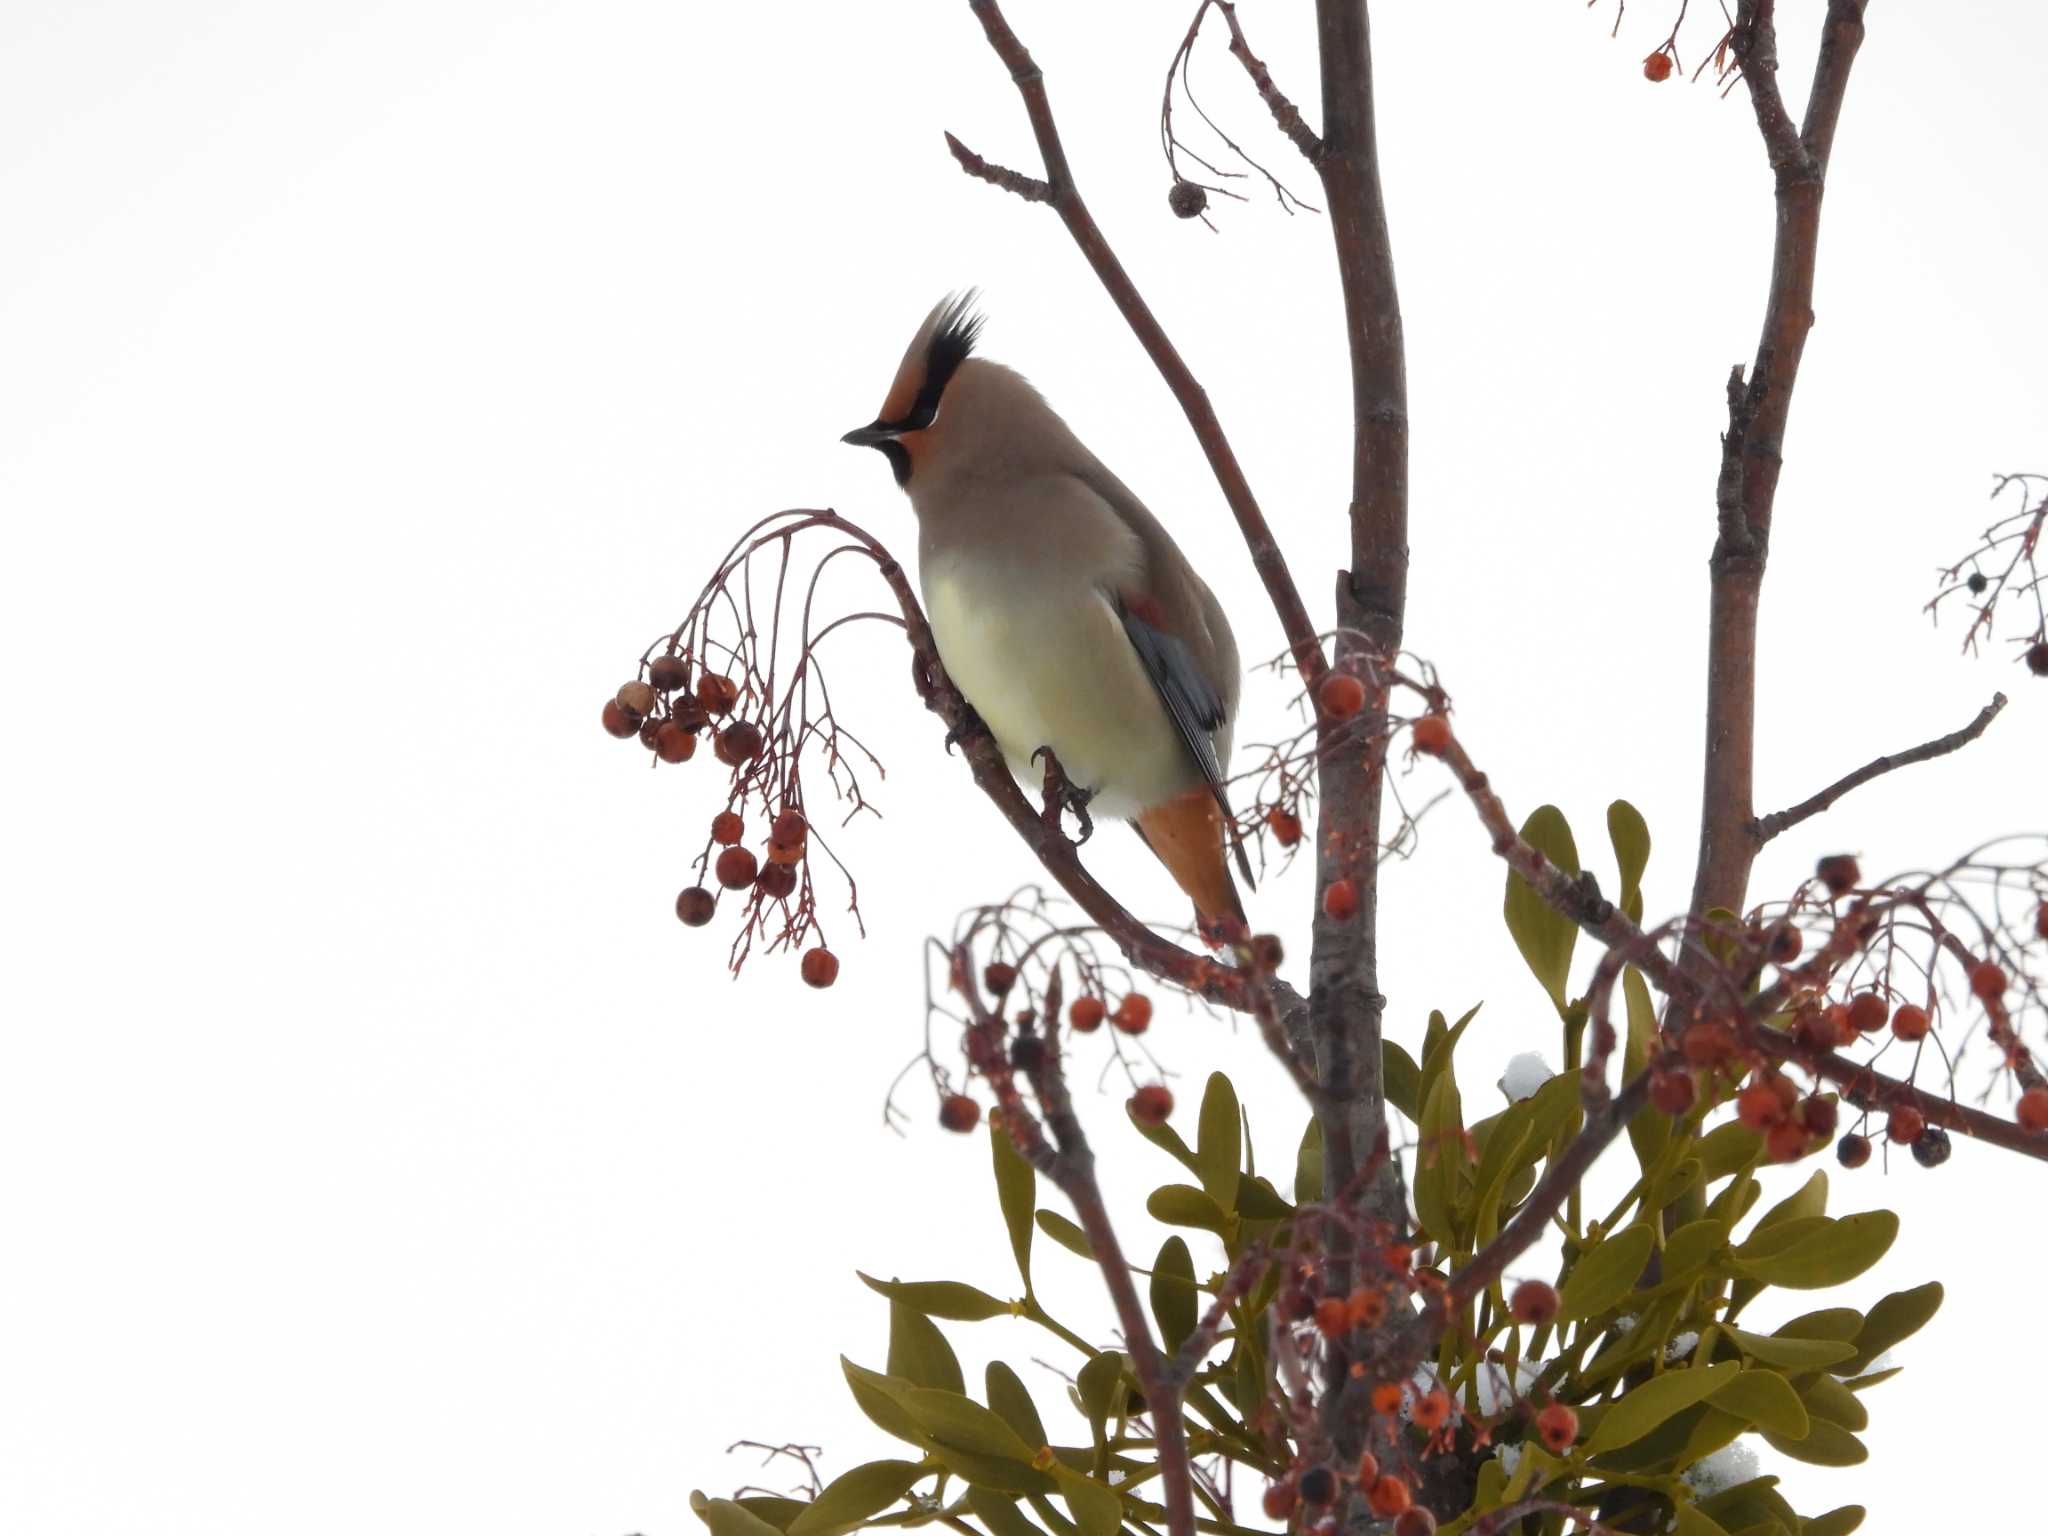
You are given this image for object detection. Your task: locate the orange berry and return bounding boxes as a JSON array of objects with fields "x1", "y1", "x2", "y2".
[
  {"x1": 1266, "y1": 806, "x2": 1304, "y2": 848},
  {"x1": 938, "y1": 1094, "x2": 981, "y2": 1133},
  {"x1": 695, "y1": 673, "x2": 739, "y2": 716},
  {"x1": 1891, "y1": 1004, "x2": 1931, "y2": 1042},
  {"x1": 711, "y1": 812, "x2": 744, "y2": 846},
  {"x1": 1411, "y1": 714, "x2": 1452, "y2": 755},
  {"x1": 1736, "y1": 1081, "x2": 1785, "y2": 1131},
  {"x1": 1680, "y1": 1019, "x2": 1737, "y2": 1068},
  {"x1": 1886, "y1": 1105, "x2": 1925, "y2": 1144},
  {"x1": 1536, "y1": 1402, "x2": 1579, "y2": 1452},
  {"x1": 1822, "y1": 1003, "x2": 1857, "y2": 1047},
  {"x1": 2017, "y1": 1086, "x2": 2048, "y2": 1134},
  {"x1": 674, "y1": 887, "x2": 715, "y2": 927},
  {"x1": 798, "y1": 946, "x2": 838, "y2": 988},
  {"x1": 1345, "y1": 1287, "x2": 1387, "y2": 1329},
  {"x1": 1129, "y1": 1084, "x2": 1175, "y2": 1126},
  {"x1": 1370, "y1": 1382, "x2": 1403, "y2": 1415},
  {"x1": 654, "y1": 722, "x2": 697, "y2": 763},
  {"x1": 1650, "y1": 1069, "x2": 1697, "y2": 1115},
  {"x1": 714, "y1": 846, "x2": 758, "y2": 890},
  {"x1": 1392, "y1": 1511, "x2": 1437, "y2": 1536},
  {"x1": 1314, "y1": 1297, "x2": 1350, "y2": 1337},
  {"x1": 1847, "y1": 993, "x2": 1889, "y2": 1033},
  {"x1": 1411, "y1": 1388, "x2": 1451, "y2": 1432},
  {"x1": 1322, "y1": 878, "x2": 1360, "y2": 921},
  {"x1": 1509, "y1": 1279, "x2": 1559, "y2": 1325},
  {"x1": 1319, "y1": 673, "x2": 1367, "y2": 719},
  {"x1": 1766, "y1": 1120, "x2": 1811, "y2": 1163},
  {"x1": 647, "y1": 654, "x2": 689, "y2": 693},
  {"x1": 1643, "y1": 51, "x2": 1674, "y2": 82},
  {"x1": 1113, "y1": 994, "x2": 1154, "y2": 1034},
  {"x1": 1260, "y1": 1483, "x2": 1297, "y2": 1521},
  {"x1": 1971, "y1": 962, "x2": 2009, "y2": 1001},
  {"x1": 1366, "y1": 1475, "x2": 1411, "y2": 1518},
  {"x1": 1354, "y1": 1451, "x2": 1379, "y2": 1487},
  {"x1": 1068, "y1": 996, "x2": 1106, "y2": 1033},
  {"x1": 601, "y1": 698, "x2": 640, "y2": 738}
]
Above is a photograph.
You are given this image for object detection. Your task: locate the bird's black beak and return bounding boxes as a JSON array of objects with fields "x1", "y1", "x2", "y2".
[{"x1": 840, "y1": 421, "x2": 899, "y2": 448}]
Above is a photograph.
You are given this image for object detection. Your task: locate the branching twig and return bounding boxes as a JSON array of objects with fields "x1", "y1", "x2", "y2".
[{"x1": 1750, "y1": 693, "x2": 2008, "y2": 842}]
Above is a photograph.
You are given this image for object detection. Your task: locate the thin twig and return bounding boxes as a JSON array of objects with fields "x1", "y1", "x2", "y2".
[{"x1": 1751, "y1": 693, "x2": 2008, "y2": 842}]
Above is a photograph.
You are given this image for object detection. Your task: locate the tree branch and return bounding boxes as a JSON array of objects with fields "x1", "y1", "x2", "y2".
[
  {"x1": 1750, "y1": 692, "x2": 2007, "y2": 843},
  {"x1": 955, "y1": 0, "x2": 1327, "y2": 687},
  {"x1": 1214, "y1": 2, "x2": 1324, "y2": 164},
  {"x1": 1688, "y1": 0, "x2": 1870, "y2": 934}
]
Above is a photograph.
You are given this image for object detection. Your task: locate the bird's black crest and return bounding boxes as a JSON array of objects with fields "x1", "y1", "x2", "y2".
[{"x1": 905, "y1": 290, "x2": 985, "y2": 428}]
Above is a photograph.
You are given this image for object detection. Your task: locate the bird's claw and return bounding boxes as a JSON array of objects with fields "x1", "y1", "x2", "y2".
[
  {"x1": 943, "y1": 703, "x2": 989, "y2": 756},
  {"x1": 1032, "y1": 746, "x2": 1095, "y2": 844}
]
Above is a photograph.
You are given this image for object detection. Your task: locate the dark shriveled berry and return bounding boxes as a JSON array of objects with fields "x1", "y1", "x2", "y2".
[
  {"x1": 983, "y1": 962, "x2": 1018, "y2": 997},
  {"x1": 2028, "y1": 640, "x2": 2048, "y2": 676},
  {"x1": 714, "y1": 846, "x2": 759, "y2": 890},
  {"x1": 1167, "y1": 181, "x2": 1208, "y2": 219},
  {"x1": 648, "y1": 654, "x2": 690, "y2": 692},
  {"x1": 616, "y1": 680, "x2": 657, "y2": 717},
  {"x1": 1911, "y1": 1125, "x2": 1952, "y2": 1167},
  {"x1": 715, "y1": 721, "x2": 764, "y2": 766},
  {"x1": 1009, "y1": 1035, "x2": 1045, "y2": 1073},
  {"x1": 674, "y1": 886, "x2": 715, "y2": 927},
  {"x1": 1836, "y1": 1132, "x2": 1872, "y2": 1169},
  {"x1": 1297, "y1": 1466, "x2": 1336, "y2": 1507},
  {"x1": 1966, "y1": 571, "x2": 1989, "y2": 595},
  {"x1": 1816, "y1": 854, "x2": 1861, "y2": 897},
  {"x1": 755, "y1": 861, "x2": 797, "y2": 900}
]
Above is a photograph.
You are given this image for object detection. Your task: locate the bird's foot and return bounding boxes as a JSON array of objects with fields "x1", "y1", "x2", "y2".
[
  {"x1": 1031, "y1": 746, "x2": 1095, "y2": 844},
  {"x1": 943, "y1": 702, "x2": 989, "y2": 756}
]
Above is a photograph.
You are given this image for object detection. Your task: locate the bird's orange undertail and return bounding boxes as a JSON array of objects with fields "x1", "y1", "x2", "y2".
[{"x1": 1137, "y1": 787, "x2": 1246, "y2": 938}]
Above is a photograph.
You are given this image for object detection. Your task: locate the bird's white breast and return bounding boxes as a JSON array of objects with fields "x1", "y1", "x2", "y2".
[{"x1": 921, "y1": 558, "x2": 1199, "y2": 820}]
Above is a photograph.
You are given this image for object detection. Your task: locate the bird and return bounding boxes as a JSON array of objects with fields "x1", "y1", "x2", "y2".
[{"x1": 842, "y1": 292, "x2": 1252, "y2": 938}]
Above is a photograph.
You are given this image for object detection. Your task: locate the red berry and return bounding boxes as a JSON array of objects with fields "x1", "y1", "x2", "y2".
[
  {"x1": 1766, "y1": 922, "x2": 1804, "y2": 965},
  {"x1": 1816, "y1": 855, "x2": 1861, "y2": 897},
  {"x1": 983, "y1": 962, "x2": 1018, "y2": 997},
  {"x1": 1736, "y1": 1081, "x2": 1785, "y2": 1131},
  {"x1": 1970, "y1": 962, "x2": 2008, "y2": 1002},
  {"x1": 2036, "y1": 903, "x2": 2048, "y2": 941},
  {"x1": 1793, "y1": 1008, "x2": 1839, "y2": 1054},
  {"x1": 1650, "y1": 1069, "x2": 1697, "y2": 1115},
  {"x1": 1766, "y1": 1120, "x2": 1811, "y2": 1164},
  {"x1": 647, "y1": 654, "x2": 690, "y2": 693},
  {"x1": 1370, "y1": 1382, "x2": 1404, "y2": 1415},
  {"x1": 1345, "y1": 1287, "x2": 1387, "y2": 1329},
  {"x1": 1266, "y1": 807, "x2": 1303, "y2": 848},
  {"x1": 1891, "y1": 1004, "x2": 1931, "y2": 1042},
  {"x1": 1129, "y1": 1083, "x2": 1174, "y2": 1126},
  {"x1": 1392, "y1": 1510, "x2": 1437, "y2": 1536},
  {"x1": 2017, "y1": 1086, "x2": 2048, "y2": 1134},
  {"x1": 800, "y1": 946, "x2": 839, "y2": 988},
  {"x1": 1680, "y1": 1019, "x2": 1737, "y2": 1068},
  {"x1": 1068, "y1": 996, "x2": 1106, "y2": 1033},
  {"x1": 1313, "y1": 1297, "x2": 1350, "y2": 1336},
  {"x1": 714, "y1": 846, "x2": 759, "y2": 890},
  {"x1": 756, "y1": 861, "x2": 797, "y2": 900},
  {"x1": 1354, "y1": 1452, "x2": 1379, "y2": 1487},
  {"x1": 1319, "y1": 673, "x2": 1366, "y2": 719},
  {"x1": 1821, "y1": 1003, "x2": 1857, "y2": 1047},
  {"x1": 938, "y1": 1094, "x2": 980, "y2": 1133},
  {"x1": 1260, "y1": 1484, "x2": 1297, "y2": 1522},
  {"x1": 672, "y1": 697, "x2": 710, "y2": 733},
  {"x1": 1535, "y1": 1402, "x2": 1578, "y2": 1452},
  {"x1": 601, "y1": 698, "x2": 640, "y2": 738},
  {"x1": 1643, "y1": 51, "x2": 1673, "y2": 82},
  {"x1": 654, "y1": 722, "x2": 697, "y2": 763},
  {"x1": 695, "y1": 673, "x2": 739, "y2": 716},
  {"x1": 1113, "y1": 994, "x2": 1153, "y2": 1034},
  {"x1": 2026, "y1": 641, "x2": 2048, "y2": 676},
  {"x1": 1251, "y1": 933, "x2": 1285, "y2": 970},
  {"x1": 771, "y1": 809, "x2": 807, "y2": 845},
  {"x1": 711, "y1": 811, "x2": 744, "y2": 846},
  {"x1": 637, "y1": 718, "x2": 664, "y2": 751},
  {"x1": 1366, "y1": 1475, "x2": 1412, "y2": 1518},
  {"x1": 1509, "y1": 1280, "x2": 1559, "y2": 1325},
  {"x1": 714, "y1": 721, "x2": 764, "y2": 765},
  {"x1": 1799, "y1": 1096, "x2": 1839, "y2": 1137},
  {"x1": 1847, "y1": 993, "x2": 1889, "y2": 1034},
  {"x1": 1322, "y1": 878, "x2": 1360, "y2": 921},
  {"x1": 1886, "y1": 1105, "x2": 1926, "y2": 1144},
  {"x1": 1836, "y1": 1132, "x2": 1872, "y2": 1169},
  {"x1": 1411, "y1": 715, "x2": 1452, "y2": 755},
  {"x1": 616, "y1": 680, "x2": 657, "y2": 717},
  {"x1": 674, "y1": 887, "x2": 715, "y2": 927}
]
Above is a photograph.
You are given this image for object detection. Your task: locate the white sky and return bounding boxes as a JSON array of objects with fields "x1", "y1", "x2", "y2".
[{"x1": 3, "y1": 3, "x2": 2042, "y2": 1533}]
